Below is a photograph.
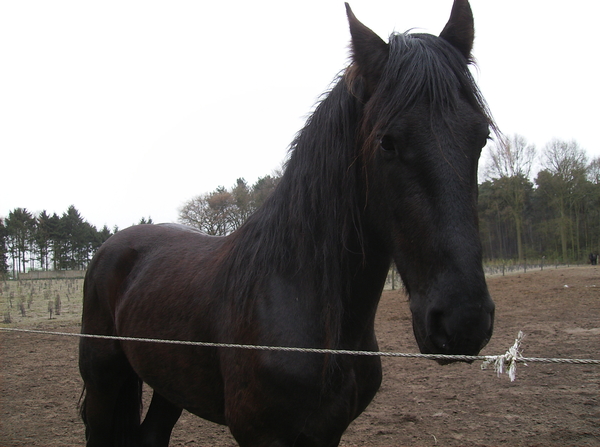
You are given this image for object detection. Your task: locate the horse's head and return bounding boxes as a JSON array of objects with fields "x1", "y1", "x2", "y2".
[{"x1": 346, "y1": 0, "x2": 494, "y2": 357}]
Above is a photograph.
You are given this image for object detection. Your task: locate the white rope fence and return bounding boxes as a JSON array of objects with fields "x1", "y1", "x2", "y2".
[{"x1": 1, "y1": 327, "x2": 599, "y2": 382}]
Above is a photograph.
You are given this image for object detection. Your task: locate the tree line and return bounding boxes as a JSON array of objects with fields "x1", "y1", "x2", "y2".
[
  {"x1": 479, "y1": 135, "x2": 600, "y2": 263},
  {"x1": 0, "y1": 205, "x2": 154, "y2": 278}
]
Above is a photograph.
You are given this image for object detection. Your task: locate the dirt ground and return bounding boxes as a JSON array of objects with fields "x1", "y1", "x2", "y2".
[{"x1": 1, "y1": 267, "x2": 599, "y2": 446}]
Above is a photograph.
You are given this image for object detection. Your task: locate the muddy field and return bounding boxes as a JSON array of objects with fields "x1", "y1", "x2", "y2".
[{"x1": 1, "y1": 267, "x2": 599, "y2": 446}]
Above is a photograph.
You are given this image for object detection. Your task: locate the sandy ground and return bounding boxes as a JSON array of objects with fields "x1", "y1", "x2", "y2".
[{"x1": 1, "y1": 267, "x2": 599, "y2": 446}]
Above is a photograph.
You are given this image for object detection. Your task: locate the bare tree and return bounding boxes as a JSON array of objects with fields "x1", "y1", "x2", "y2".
[
  {"x1": 587, "y1": 157, "x2": 600, "y2": 185},
  {"x1": 483, "y1": 134, "x2": 536, "y2": 261},
  {"x1": 179, "y1": 193, "x2": 230, "y2": 236},
  {"x1": 542, "y1": 139, "x2": 588, "y2": 183},
  {"x1": 485, "y1": 133, "x2": 536, "y2": 180}
]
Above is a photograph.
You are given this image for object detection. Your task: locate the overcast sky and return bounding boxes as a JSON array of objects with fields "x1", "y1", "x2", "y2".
[{"x1": 1, "y1": 1, "x2": 598, "y2": 230}]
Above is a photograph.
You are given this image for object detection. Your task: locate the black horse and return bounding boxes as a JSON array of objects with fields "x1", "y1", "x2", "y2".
[{"x1": 79, "y1": 1, "x2": 495, "y2": 445}]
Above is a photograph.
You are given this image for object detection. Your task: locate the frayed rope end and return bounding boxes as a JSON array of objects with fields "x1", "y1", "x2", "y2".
[{"x1": 481, "y1": 331, "x2": 526, "y2": 382}]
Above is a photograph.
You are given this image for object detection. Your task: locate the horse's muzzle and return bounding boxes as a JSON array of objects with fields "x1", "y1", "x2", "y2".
[{"x1": 412, "y1": 297, "x2": 495, "y2": 361}]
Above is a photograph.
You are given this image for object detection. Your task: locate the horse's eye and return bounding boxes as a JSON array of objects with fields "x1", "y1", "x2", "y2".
[
  {"x1": 380, "y1": 135, "x2": 396, "y2": 153},
  {"x1": 477, "y1": 126, "x2": 491, "y2": 149},
  {"x1": 485, "y1": 132, "x2": 492, "y2": 147}
]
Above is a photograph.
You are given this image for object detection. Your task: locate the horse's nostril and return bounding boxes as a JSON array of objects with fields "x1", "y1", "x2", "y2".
[{"x1": 428, "y1": 310, "x2": 450, "y2": 352}]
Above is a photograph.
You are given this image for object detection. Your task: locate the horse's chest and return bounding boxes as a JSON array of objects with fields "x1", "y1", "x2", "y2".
[{"x1": 221, "y1": 350, "x2": 382, "y2": 441}]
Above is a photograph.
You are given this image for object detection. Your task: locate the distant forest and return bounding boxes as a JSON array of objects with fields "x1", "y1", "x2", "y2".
[
  {"x1": 0, "y1": 205, "x2": 153, "y2": 278},
  {"x1": 3, "y1": 135, "x2": 599, "y2": 277},
  {"x1": 478, "y1": 135, "x2": 600, "y2": 264}
]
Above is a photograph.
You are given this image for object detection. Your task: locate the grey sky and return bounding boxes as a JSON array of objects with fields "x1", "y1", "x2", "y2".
[{"x1": 1, "y1": 1, "x2": 597, "y2": 230}]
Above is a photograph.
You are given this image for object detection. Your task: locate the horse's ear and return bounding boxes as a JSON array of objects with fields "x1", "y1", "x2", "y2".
[
  {"x1": 439, "y1": 0, "x2": 474, "y2": 59},
  {"x1": 345, "y1": 3, "x2": 388, "y2": 95}
]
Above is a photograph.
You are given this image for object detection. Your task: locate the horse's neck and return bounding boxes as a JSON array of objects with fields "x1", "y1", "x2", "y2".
[{"x1": 222, "y1": 80, "x2": 390, "y2": 344}]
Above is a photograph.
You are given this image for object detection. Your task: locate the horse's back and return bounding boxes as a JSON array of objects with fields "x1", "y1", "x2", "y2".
[{"x1": 83, "y1": 223, "x2": 224, "y2": 327}]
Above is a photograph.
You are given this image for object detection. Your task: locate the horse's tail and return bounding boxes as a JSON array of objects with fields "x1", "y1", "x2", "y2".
[{"x1": 78, "y1": 375, "x2": 143, "y2": 446}]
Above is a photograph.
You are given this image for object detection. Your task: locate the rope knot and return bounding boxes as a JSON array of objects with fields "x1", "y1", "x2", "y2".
[{"x1": 481, "y1": 330, "x2": 525, "y2": 382}]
